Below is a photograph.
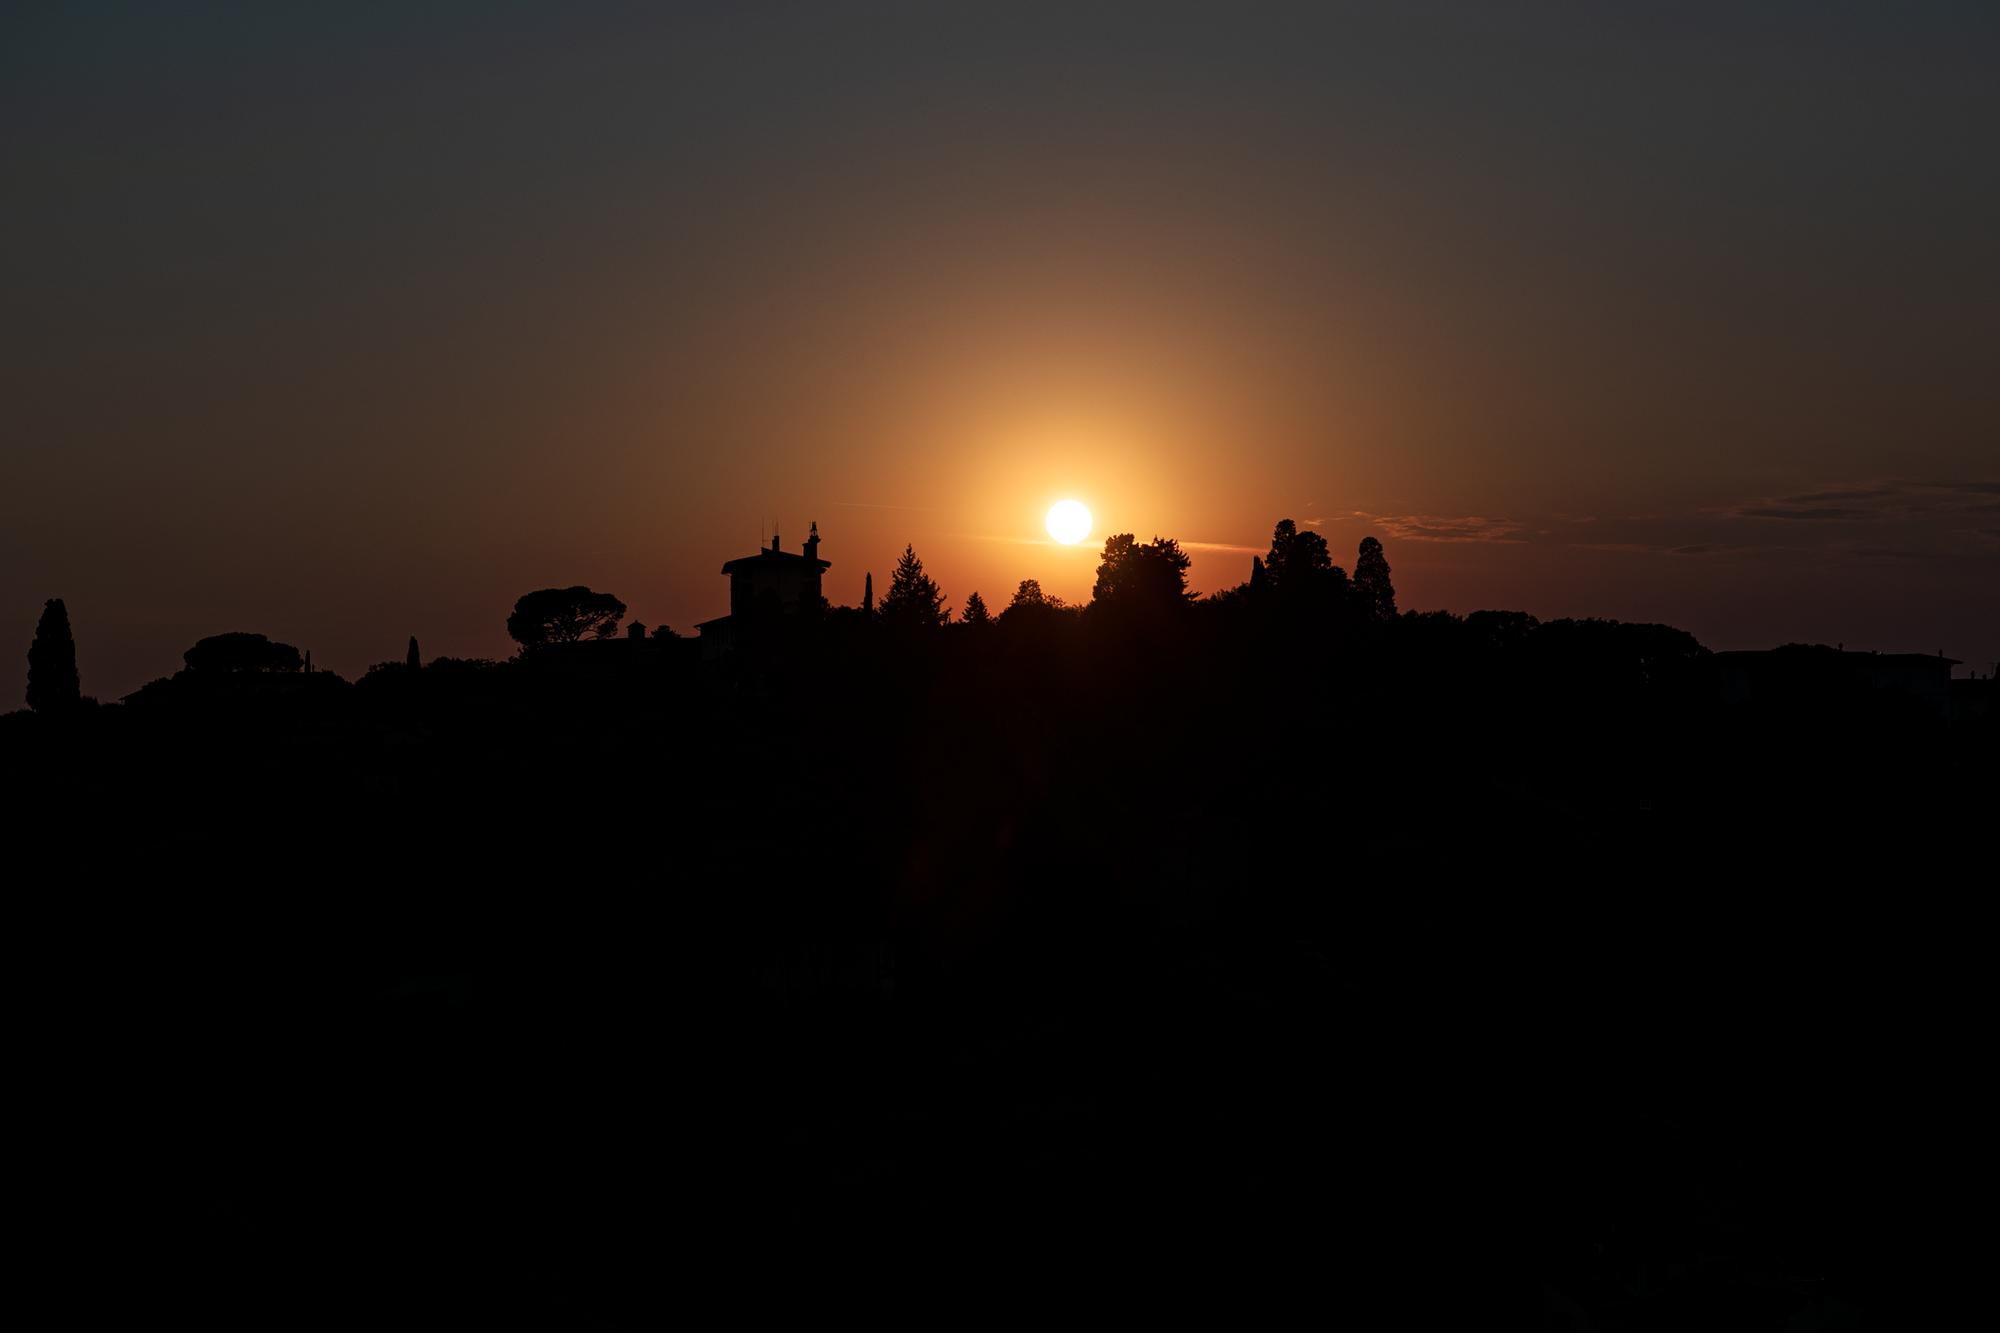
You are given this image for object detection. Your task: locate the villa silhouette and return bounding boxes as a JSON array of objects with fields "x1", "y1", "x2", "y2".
[{"x1": 696, "y1": 523, "x2": 830, "y2": 661}]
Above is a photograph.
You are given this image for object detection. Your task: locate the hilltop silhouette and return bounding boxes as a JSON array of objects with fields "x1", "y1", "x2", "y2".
[{"x1": 4, "y1": 518, "x2": 1988, "y2": 1322}]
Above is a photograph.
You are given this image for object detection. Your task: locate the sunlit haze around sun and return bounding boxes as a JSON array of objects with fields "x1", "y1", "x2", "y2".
[{"x1": 1046, "y1": 501, "x2": 1093, "y2": 546}]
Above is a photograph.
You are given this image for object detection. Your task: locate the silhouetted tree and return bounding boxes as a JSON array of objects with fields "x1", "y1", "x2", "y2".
[
  {"x1": 1257, "y1": 521, "x2": 1351, "y2": 622},
  {"x1": 1265, "y1": 520, "x2": 1300, "y2": 583},
  {"x1": 1465, "y1": 610, "x2": 1539, "y2": 651},
  {"x1": 1354, "y1": 537, "x2": 1396, "y2": 621},
  {"x1": 1009, "y1": 579, "x2": 1049, "y2": 611},
  {"x1": 863, "y1": 573, "x2": 874, "y2": 614},
  {"x1": 998, "y1": 579, "x2": 1077, "y2": 630},
  {"x1": 184, "y1": 632, "x2": 304, "y2": 674},
  {"x1": 879, "y1": 545, "x2": 946, "y2": 629},
  {"x1": 650, "y1": 623, "x2": 681, "y2": 639},
  {"x1": 26, "y1": 598, "x2": 80, "y2": 712},
  {"x1": 1092, "y1": 534, "x2": 1193, "y2": 616},
  {"x1": 961, "y1": 591, "x2": 992, "y2": 626},
  {"x1": 1263, "y1": 521, "x2": 1334, "y2": 589},
  {"x1": 507, "y1": 587, "x2": 626, "y2": 649},
  {"x1": 1200, "y1": 581, "x2": 1251, "y2": 610},
  {"x1": 406, "y1": 636, "x2": 421, "y2": 669}
]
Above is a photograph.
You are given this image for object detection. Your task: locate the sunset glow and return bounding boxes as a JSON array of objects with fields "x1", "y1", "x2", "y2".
[{"x1": 1, "y1": 5, "x2": 1991, "y2": 696}]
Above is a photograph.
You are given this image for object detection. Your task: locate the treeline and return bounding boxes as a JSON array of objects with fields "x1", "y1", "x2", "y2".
[{"x1": 8, "y1": 518, "x2": 1987, "y2": 905}]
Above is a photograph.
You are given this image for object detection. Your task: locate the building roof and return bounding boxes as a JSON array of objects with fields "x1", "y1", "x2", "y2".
[{"x1": 720, "y1": 547, "x2": 829, "y2": 576}]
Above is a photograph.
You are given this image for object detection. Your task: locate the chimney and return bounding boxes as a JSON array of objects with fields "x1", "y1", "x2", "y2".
[{"x1": 771, "y1": 529, "x2": 781, "y2": 553}]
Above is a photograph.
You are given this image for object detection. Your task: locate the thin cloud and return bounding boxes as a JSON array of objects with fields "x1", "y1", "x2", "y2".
[
  {"x1": 1729, "y1": 477, "x2": 2000, "y2": 523},
  {"x1": 1358, "y1": 513, "x2": 1525, "y2": 543},
  {"x1": 1839, "y1": 546, "x2": 1951, "y2": 561},
  {"x1": 961, "y1": 534, "x2": 1260, "y2": 553},
  {"x1": 833, "y1": 500, "x2": 938, "y2": 512},
  {"x1": 1773, "y1": 488, "x2": 1894, "y2": 503},
  {"x1": 1576, "y1": 541, "x2": 1754, "y2": 557},
  {"x1": 1736, "y1": 507, "x2": 1868, "y2": 521}
]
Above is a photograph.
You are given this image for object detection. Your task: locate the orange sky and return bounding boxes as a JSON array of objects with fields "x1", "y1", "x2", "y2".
[{"x1": 5, "y1": 2, "x2": 1996, "y2": 697}]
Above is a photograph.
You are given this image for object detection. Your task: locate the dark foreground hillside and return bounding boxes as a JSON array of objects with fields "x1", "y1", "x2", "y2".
[{"x1": 6, "y1": 604, "x2": 1989, "y2": 1323}]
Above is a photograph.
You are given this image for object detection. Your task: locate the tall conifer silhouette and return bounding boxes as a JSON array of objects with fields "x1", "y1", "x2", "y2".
[
  {"x1": 879, "y1": 545, "x2": 946, "y2": 628},
  {"x1": 406, "y1": 636, "x2": 421, "y2": 669},
  {"x1": 26, "y1": 598, "x2": 80, "y2": 712},
  {"x1": 1355, "y1": 537, "x2": 1397, "y2": 621}
]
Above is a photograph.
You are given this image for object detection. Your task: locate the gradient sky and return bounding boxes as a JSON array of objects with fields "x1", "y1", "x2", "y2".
[{"x1": 6, "y1": 1, "x2": 1996, "y2": 699}]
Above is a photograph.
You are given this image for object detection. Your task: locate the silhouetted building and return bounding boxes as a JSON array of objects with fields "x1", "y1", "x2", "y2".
[
  {"x1": 1949, "y1": 676, "x2": 1992, "y2": 718},
  {"x1": 1716, "y1": 647, "x2": 1961, "y2": 715},
  {"x1": 696, "y1": 524, "x2": 830, "y2": 661}
]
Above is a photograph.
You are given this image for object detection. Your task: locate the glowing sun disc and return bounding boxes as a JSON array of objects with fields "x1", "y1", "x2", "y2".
[{"x1": 1046, "y1": 500, "x2": 1092, "y2": 545}]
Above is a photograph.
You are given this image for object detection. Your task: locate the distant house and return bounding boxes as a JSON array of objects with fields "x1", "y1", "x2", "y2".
[
  {"x1": 695, "y1": 522, "x2": 830, "y2": 661},
  {"x1": 1714, "y1": 647, "x2": 1961, "y2": 715},
  {"x1": 518, "y1": 619, "x2": 694, "y2": 676}
]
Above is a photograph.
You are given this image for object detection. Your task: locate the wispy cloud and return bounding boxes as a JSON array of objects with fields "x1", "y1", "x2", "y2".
[
  {"x1": 1728, "y1": 478, "x2": 2000, "y2": 523},
  {"x1": 1736, "y1": 506, "x2": 1868, "y2": 521},
  {"x1": 833, "y1": 500, "x2": 938, "y2": 512},
  {"x1": 960, "y1": 534, "x2": 1261, "y2": 553},
  {"x1": 1772, "y1": 488, "x2": 1894, "y2": 503},
  {"x1": 1357, "y1": 512, "x2": 1525, "y2": 543},
  {"x1": 1577, "y1": 542, "x2": 1741, "y2": 557},
  {"x1": 1838, "y1": 546, "x2": 1952, "y2": 562}
]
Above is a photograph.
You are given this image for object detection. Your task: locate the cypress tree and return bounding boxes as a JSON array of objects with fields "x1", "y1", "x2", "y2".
[
  {"x1": 1355, "y1": 537, "x2": 1397, "y2": 621},
  {"x1": 407, "y1": 636, "x2": 421, "y2": 669},
  {"x1": 1265, "y1": 520, "x2": 1299, "y2": 585},
  {"x1": 863, "y1": 572, "x2": 874, "y2": 613},
  {"x1": 26, "y1": 598, "x2": 80, "y2": 713}
]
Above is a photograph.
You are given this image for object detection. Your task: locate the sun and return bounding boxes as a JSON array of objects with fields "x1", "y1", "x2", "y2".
[{"x1": 1046, "y1": 500, "x2": 1092, "y2": 545}]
